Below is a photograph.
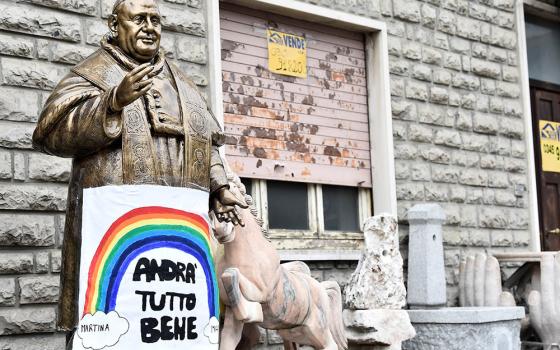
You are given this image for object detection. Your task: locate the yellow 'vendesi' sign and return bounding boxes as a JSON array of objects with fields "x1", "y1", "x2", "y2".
[
  {"x1": 267, "y1": 29, "x2": 307, "y2": 78},
  {"x1": 540, "y1": 120, "x2": 560, "y2": 172}
]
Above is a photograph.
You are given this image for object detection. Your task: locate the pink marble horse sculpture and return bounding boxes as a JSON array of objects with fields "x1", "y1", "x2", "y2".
[{"x1": 212, "y1": 171, "x2": 348, "y2": 350}]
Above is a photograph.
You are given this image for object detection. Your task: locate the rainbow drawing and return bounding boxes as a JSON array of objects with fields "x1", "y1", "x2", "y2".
[{"x1": 82, "y1": 206, "x2": 218, "y2": 318}]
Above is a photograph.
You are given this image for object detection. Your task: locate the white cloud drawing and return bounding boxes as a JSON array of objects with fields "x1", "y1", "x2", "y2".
[
  {"x1": 77, "y1": 311, "x2": 129, "y2": 350},
  {"x1": 204, "y1": 317, "x2": 219, "y2": 344}
]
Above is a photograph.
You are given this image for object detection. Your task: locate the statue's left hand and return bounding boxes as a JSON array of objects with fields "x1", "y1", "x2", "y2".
[{"x1": 211, "y1": 187, "x2": 248, "y2": 227}]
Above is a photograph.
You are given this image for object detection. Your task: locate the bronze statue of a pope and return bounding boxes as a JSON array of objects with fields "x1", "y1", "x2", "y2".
[{"x1": 32, "y1": 0, "x2": 246, "y2": 345}]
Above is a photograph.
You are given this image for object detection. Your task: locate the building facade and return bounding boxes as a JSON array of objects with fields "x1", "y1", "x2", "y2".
[{"x1": 0, "y1": 0, "x2": 557, "y2": 347}]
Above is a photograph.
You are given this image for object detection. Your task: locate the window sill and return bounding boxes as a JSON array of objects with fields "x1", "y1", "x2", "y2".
[
  {"x1": 267, "y1": 229, "x2": 364, "y2": 240},
  {"x1": 278, "y1": 249, "x2": 361, "y2": 261},
  {"x1": 269, "y1": 236, "x2": 363, "y2": 253}
]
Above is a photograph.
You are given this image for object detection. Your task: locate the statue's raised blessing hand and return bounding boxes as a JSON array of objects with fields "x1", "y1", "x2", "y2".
[{"x1": 111, "y1": 62, "x2": 154, "y2": 112}]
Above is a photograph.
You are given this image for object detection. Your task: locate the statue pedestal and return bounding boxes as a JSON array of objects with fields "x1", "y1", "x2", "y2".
[
  {"x1": 406, "y1": 204, "x2": 447, "y2": 309},
  {"x1": 344, "y1": 309, "x2": 415, "y2": 350},
  {"x1": 403, "y1": 307, "x2": 525, "y2": 350}
]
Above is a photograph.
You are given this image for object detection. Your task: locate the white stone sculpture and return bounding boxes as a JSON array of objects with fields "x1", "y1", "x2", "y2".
[
  {"x1": 344, "y1": 214, "x2": 415, "y2": 349},
  {"x1": 345, "y1": 214, "x2": 406, "y2": 310},
  {"x1": 459, "y1": 253, "x2": 516, "y2": 307},
  {"x1": 528, "y1": 252, "x2": 560, "y2": 349}
]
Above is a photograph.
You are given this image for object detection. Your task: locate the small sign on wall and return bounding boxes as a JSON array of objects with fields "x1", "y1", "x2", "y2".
[
  {"x1": 267, "y1": 29, "x2": 307, "y2": 78},
  {"x1": 540, "y1": 120, "x2": 560, "y2": 172}
]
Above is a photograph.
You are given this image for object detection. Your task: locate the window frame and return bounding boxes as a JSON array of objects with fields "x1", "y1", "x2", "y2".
[
  {"x1": 209, "y1": 0, "x2": 398, "y2": 218},
  {"x1": 209, "y1": 0, "x2": 401, "y2": 259},
  {"x1": 246, "y1": 179, "x2": 372, "y2": 240}
]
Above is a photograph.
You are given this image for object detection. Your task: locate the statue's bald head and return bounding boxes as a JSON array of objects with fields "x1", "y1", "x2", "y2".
[
  {"x1": 112, "y1": 0, "x2": 160, "y2": 15},
  {"x1": 112, "y1": 0, "x2": 126, "y2": 14},
  {"x1": 108, "y1": 0, "x2": 162, "y2": 62}
]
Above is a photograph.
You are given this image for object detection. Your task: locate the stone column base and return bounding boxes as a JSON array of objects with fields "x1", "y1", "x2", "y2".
[{"x1": 403, "y1": 307, "x2": 525, "y2": 350}]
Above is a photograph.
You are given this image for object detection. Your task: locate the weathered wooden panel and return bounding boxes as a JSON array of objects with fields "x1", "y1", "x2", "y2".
[
  {"x1": 222, "y1": 79, "x2": 367, "y2": 105},
  {"x1": 222, "y1": 71, "x2": 368, "y2": 98},
  {"x1": 223, "y1": 81, "x2": 368, "y2": 113},
  {"x1": 225, "y1": 136, "x2": 371, "y2": 159},
  {"x1": 223, "y1": 94, "x2": 369, "y2": 121},
  {"x1": 220, "y1": 4, "x2": 371, "y2": 187},
  {"x1": 221, "y1": 42, "x2": 367, "y2": 77},
  {"x1": 226, "y1": 146, "x2": 370, "y2": 168},
  {"x1": 227, "y1": 156, "x2": 372, "y2": 187},
  {"x1": 225, "y1": 104, "x2": 370, "y2": 132},
  {"x1": 221, "y1": 39, "x2": 366, "y2": 75},
  {"x1": 221, "y1": 60, "x2": 368, "y2": 91},
  {"x1": 224, "y1": 131, "x2": 370, "y2": 151},
  {"x1": 224, "y1": 114, "x2": 370, "y2": 141}
]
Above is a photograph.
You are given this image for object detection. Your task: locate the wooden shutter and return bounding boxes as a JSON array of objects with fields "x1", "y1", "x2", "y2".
[{"x1": 220, "y1": 4, "x2": 372, "y2": 187}]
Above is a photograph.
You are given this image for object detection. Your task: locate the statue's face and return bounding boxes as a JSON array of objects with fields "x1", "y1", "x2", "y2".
[{"x1": 111, "y1": 0, "x2": 162, "y2": 62}]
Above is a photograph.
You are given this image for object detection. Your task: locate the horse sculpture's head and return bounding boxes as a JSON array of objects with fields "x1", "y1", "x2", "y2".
[
  {"x1": 211, "y1": 168, "x2": 266, "y2": 244},
  {"x1": 211, "y1": 173, "x2": 248, "y2": 244},
  {"x1": 211, "y1": 211, "x2": 236, "y2": 244}
]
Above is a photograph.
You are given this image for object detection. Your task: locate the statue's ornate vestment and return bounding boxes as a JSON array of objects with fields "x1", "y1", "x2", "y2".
[{"x1": 32, "y1": 39, "x2": 228, "y2": 330}]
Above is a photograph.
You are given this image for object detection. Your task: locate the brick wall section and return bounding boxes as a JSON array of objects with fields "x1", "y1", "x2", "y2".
[
  {"x1": 300, "y1": 0, "x2": 532, "y2": 303},
  {"x1": 0, "y1": 0, "x2": 210, "y2": 347}
]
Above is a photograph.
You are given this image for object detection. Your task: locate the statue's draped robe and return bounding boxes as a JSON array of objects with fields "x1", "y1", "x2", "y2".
[{"x1": 32, "y1": 47, "x2": 228, "y2": 331}]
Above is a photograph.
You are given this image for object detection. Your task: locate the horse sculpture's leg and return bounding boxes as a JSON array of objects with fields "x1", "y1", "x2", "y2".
[
  {"x1": 279, "y1": 318, "x2": 338, "y2": 350},
  {"x1": 222, "y1": 267, "x2": 264, "y2": 323},
  {"x1": 220, "y1": 307, "x2": 244, "y2": 350},
  {"x1": 283, "y1": 341, "x2": 299, "y2": 350},
  {"x1": 236, "y1": 324, "x2": 261, "y2": 350},
  {"x1": 277, "y1": 278, "x2": 346, "y2": 350}
]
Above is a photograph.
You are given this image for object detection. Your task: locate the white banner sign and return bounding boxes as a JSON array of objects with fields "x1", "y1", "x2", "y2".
[{"x1": 73, "y1": 185, "x2": 219, "y2": 350}]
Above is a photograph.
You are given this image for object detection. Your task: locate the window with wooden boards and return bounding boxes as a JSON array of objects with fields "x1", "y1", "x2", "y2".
[{"x1": 220, "y1": 4, "x2": 372, "y2": 252}]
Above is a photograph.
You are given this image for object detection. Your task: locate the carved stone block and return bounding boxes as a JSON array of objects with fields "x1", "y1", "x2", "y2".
[{"x1": 344, "y1": 214, "x2": 406, "y2": 310}]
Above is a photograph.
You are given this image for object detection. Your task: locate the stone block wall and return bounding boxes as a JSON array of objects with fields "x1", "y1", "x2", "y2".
[
  {"x1": 300, "y1": 0, "x2": 533, "y2": 304},
  {"x1": 0, "y1": 0, "x2": 210, "y2": 347},
  {"x1": 0, "y1": 0, "x2": 542, "y2": 347}
]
